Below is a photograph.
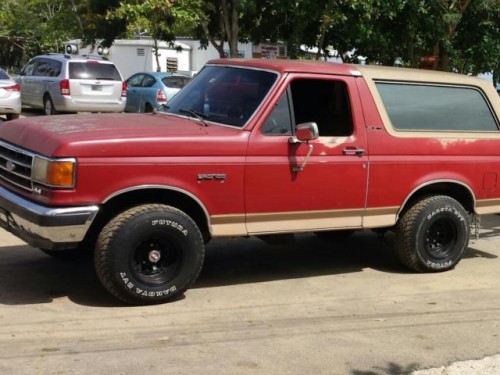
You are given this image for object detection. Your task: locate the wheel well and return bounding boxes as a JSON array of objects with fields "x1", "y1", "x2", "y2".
[
  {"x1": 144, "y1": 102, "x2": 154, "y2": 113},
  {"x1": 399, "y1": 182, "x2": 475, "y2": 218},
  {"x1": 83, "y1": 188, "x2": 210, "y2": 249}
]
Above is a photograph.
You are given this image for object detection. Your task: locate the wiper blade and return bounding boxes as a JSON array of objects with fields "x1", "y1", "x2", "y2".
[
  {"x1": 153, "y1": 104, "x2": 170, "y2": 114},
  {"x1": 179, "y1": 108, "x2": 208, "y2": 127}
]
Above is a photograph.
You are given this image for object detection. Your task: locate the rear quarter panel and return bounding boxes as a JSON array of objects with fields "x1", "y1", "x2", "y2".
[{"x1": 355, "y1": 69, "x2": 500, "y2": 223}]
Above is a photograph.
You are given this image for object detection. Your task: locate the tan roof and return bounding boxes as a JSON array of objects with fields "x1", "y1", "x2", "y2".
[{"x1": 358, "y1": 64, "x2": 493, "y2": 89}]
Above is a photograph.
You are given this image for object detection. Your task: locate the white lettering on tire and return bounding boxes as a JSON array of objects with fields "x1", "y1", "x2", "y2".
[
  {"x1": 151, "y1": 220, "x2": 188, "y2": 236},
  {"x1": 120, "y1": 272, "x2": 177, "y2": 297},
  {"x1": 426, "y1": 207, "x2": 466, "y2": 222}
]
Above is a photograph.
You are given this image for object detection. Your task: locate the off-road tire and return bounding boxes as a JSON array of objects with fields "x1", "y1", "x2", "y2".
[
  {"x1": 94, "y1": 204, "x2": 205, "y2": 305},
  {"x1": 395, "y1": 195, "x2": 470, "y2": 272}
]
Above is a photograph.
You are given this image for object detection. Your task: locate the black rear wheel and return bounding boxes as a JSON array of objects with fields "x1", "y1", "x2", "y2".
[
  {"x1": 395, "y1": 195, "x2": 470, "y2": 272},
  {"x1": 44, "y1": 95, "x2": 57, "y2": 115}
]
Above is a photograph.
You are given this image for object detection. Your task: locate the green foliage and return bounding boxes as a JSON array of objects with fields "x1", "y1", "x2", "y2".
[
  {"x1": 0, "y1": 0, "x2": 82, "y2": 68},
  {"x1": 1, "y1": 0, "x2": 498, "y2": 84}
]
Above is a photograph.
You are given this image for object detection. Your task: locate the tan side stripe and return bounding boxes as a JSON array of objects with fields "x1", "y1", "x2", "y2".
[{"x1": 475, "y1": 199, "x2": 500, "y2": 214}]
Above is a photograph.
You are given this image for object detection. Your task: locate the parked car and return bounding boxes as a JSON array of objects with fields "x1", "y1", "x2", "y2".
[
  {"x1": 125, "y1": 72, "x2": 191, "y2": 113},
  {"x1": 0, "y1": 68, "x2": 21, "y2": 121},
  {"x1": 15, "y1": 54, "x2": 126, "y2": 115}
]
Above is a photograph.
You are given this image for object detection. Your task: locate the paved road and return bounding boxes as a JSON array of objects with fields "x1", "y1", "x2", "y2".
[{"x1": 0, "y1": 214, "x2": 500, "y2": 374}]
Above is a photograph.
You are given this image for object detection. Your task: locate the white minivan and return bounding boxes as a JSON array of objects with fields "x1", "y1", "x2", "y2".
[{"x1": 16, "y1": 54, "x2": 126, "y2": 115}]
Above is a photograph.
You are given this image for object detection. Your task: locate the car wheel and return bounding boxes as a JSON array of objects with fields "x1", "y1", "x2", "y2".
[
  {"x1": 44, "y1": 95, "x2": 57, "y2": 115},
  {"x1": 144, "y1": 103, "x2": 154, "y2": 113},
  {"x1": 6, "y1": 113, "x2": 20, "y2": 121},
  {"x1": 394, "y1": 195, "x2": 470, "y2": 272},
  {"x1": 94, "y1": 204, "x2": 205, "y2": 305}
]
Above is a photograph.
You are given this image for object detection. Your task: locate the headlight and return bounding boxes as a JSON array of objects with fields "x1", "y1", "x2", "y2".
[{"x1": 32, "y1": 156, "x2": 76, "y2": 188}]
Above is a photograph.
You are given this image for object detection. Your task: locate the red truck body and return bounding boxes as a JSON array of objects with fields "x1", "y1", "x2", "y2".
[{"x1": 0, "y1": 59, "x2": 499, "y2": 304}]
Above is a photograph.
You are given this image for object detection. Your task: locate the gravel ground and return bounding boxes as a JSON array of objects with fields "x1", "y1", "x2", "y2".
[{"x1": 412, "y1": 355, "x2": 500, "y2": 375}]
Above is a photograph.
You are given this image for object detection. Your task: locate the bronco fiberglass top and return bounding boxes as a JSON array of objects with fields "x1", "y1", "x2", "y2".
[{"x1": 163, "y1": 65, "x2": 278, "y2": 127}]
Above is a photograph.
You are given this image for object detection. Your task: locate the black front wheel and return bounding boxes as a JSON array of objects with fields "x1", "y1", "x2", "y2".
[
  {"x1": 95, "y1": 204, "x2": 205, "y2": 305},
  {"x1": 395, "y1": 195, "x2": 470, "y2": 272}
]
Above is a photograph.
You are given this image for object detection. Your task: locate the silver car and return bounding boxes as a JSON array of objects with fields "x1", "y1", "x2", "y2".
[
  {"x1": 16, "y1": 54, "x2": 126, "y2": 115},
  {"x1": 0, "y1": 68, "x2": 21, "y2": 121}
]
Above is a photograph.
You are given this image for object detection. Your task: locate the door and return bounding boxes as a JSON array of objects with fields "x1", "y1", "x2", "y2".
[
  {"x1": 245, "y1": 74, "x2": 369, "y2": 234},
  {"x1": 18, "y1": 58, "x2": 40, "y2": 106},
  {"x1": 125, "y1": 73, "x2": 146, "y2": 112}
]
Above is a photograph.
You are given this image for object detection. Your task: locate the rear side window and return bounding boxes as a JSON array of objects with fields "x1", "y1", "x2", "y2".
[
  {"x1": 162, "y1": 76, "x2": 190, "y2": 89},
  {"x1": 376, "y1": 82, "x2": 498, "y2": 132},
  {"x1": 69, "y1": 62, "x2": 122, "y2": 81},
  {"x1": 0, "y1": 69, "x2": 9, "y2": 79},
  {"x1": 33, "y1": 59, "x2": 52, "y2": 77}
]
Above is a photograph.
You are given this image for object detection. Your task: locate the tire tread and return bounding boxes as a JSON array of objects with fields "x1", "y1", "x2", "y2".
[{"x1": 95, "y1": 204, "x2": 204, "y2": 305}]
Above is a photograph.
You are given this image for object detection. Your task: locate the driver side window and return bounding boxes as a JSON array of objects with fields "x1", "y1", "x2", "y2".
[
  {"x1": 261, "y1": 78, "x2": 354, "y2": 137},
  {"x1": 290, "y1": 79, "x2": 353, "y2": 137},
  {"x1": 261, "y1": 93, "x2": 293, "y2": 135}
]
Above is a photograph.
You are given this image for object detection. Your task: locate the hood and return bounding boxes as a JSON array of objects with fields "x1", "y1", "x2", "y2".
[{"x1": 0, "y1": 113, "x2": 249, "y2": 157}]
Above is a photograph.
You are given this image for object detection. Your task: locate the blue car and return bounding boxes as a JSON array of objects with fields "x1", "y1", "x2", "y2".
[{"x1": 125, "y1": 72, "x2": 191, "y2": 113}]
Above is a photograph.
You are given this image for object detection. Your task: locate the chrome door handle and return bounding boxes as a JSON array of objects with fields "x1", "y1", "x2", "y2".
[{"x1": 343, "y1": 147, "x2": 365, "y2": 156}]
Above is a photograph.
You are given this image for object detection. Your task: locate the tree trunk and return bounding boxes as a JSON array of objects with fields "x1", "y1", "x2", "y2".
[
  {"x1": 229, "y1": 0, "x2": 239, "y2": 57},
  {"x1": 220, "y1": 0, "x2": 240, "y2": 58},
  {"x1": 200, "y1": 21, "x2": 225, "y2": 58},
  {"x1": 153, "y1": 38, "x2": 161, "y2": 71}
]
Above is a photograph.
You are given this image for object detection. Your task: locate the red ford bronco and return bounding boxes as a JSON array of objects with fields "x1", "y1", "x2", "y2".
[{"x1": 0, "y1": 59, "x2": 499, "y2": 305}]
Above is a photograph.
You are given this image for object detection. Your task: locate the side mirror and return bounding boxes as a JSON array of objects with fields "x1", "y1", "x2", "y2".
[
  {"x1": 295, "y1": 122, "x2": 319, "y2": 142},
  {"x1": 289, "y1": 122, "x2": 319, "y2": 172}
]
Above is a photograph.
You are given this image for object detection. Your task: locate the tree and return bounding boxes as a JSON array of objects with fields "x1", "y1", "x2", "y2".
[
  {"x1": 452, "y1": 0, "x2": 500, "y2": 83},
  {"x1": 194, "y1": 0, "x2": 247, "y2": 58},
  {"x1": 106, "y1": 0, "x2": 203, "y2": 67},
  {"x1": 0, "y1": 0, "x2": 83, "y2": 68},
  {"x1": 79, "y1": 0, "x2": 128, "y2": 48}
]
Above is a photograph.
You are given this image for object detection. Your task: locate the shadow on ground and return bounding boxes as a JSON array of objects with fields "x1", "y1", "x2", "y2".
[
  {"x1": 196, "y1": 231, "x2": 402, "y2": 288},
  {"x1": 0, "y1": 245, "x2": 116, "y2": 307},
  {"x1": 351, "y1": 361, "x2": 420, "y2": 374},
  {"x1": 0, "y1": 216, "x2": 498, "y2": 307}
]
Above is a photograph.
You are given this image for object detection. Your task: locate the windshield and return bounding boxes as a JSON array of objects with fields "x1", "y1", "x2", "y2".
[{"x1": 163, "y1": 66, "x2": 278, "y2": 127}]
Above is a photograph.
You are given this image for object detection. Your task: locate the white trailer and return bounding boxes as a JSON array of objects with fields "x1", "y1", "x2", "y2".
[{"x1": 65, "y1": 39, "x2": 192, "y2": 80}]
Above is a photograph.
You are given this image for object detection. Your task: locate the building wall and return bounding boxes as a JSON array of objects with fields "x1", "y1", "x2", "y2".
[
  {"x1": 65, "y1": 39, "x2": 191, "y2": 80},
  {"x1": 177, "y1": 38, "x2": 254, "y2": 72}
]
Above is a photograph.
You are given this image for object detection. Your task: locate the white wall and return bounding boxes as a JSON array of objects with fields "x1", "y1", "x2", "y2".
[
  {"x1": 177, "y1": 38, "x2": 254, "y2": 72},
  {"x1": 109, "y1": 44, "x2": 154, "y2": 79},
  {"x1": 65, "y1": 39, "x2": 191, "y2": 80},
  {"x1": 66, "y1": 38, "x2": 258, "y2": 77}
]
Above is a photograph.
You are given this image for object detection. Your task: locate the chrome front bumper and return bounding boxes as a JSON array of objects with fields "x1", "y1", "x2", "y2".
[{"x1": 0, "y1": 185, "x2": 98, "y2": 250}]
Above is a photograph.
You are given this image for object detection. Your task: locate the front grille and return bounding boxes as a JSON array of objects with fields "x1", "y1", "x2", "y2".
[{"x1": 0, "y1": 140, "x2": 34, "y2": 191}]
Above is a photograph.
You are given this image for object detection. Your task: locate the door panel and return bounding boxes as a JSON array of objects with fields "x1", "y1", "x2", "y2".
[{"x1": 245, "y1": 75, "x2": 368, "y2": 234}]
